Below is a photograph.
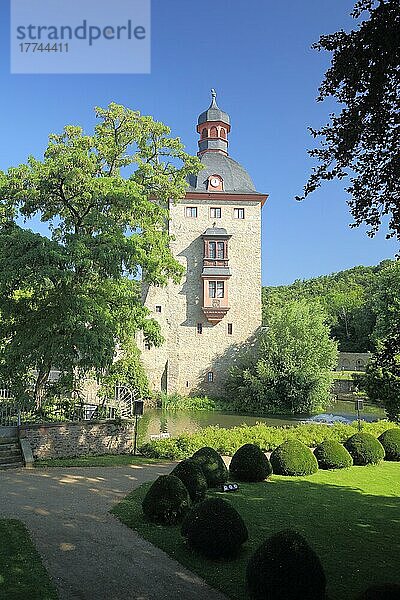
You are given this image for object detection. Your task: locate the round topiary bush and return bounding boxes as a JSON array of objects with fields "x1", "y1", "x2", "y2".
[
  {"x1": 246, "y1": 529, "x2": 326, "y2": 600},
  {"x1": 357, "y1": 583, "x2": 400, "y2": 599},
  {"x1": 344, "y1": 432, "x2": 385, "y2": 466},
  {"x1": 191, "y1": 446, "x2": 228, "y2": 487},
  {"x1": 378, "y1": 428, "x2": 400, "y2": 461},
  {"x1": 171, "y1": 458, "x2": 207, "y2": 503},
  {"x1": 229, "y1": 443, "x2": 273, "y2": 482},
  {"x1": 270, "y1": 440, "x2": 318, "y2": 476},
  {"x1": 313, "y1": 440, "x2": 353, "y2": 470},
  {"x1": 181, "y1": 497, "x2": 248, "y2": 559},
  {"x1": 142, "y1": 474, "x2": 191, "y2": 525}
]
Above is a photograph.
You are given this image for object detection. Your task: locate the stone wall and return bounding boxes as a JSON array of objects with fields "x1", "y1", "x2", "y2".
[
  {"x1": 139, "y1": 197, "x2": 262, "y2": 396},
  {"x1": 20, "y1": 421, "x2": 135, "y2": 459}
]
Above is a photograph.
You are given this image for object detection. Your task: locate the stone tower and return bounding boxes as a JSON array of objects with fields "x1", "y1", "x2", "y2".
[{"x1": 140, "y1": 91, "x2": 267, "y2": 396}]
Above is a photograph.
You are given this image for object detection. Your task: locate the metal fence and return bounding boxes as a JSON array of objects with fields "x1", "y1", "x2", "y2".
[{"x1": 0, "y1": 387, "x2": 134, "y2": 426}]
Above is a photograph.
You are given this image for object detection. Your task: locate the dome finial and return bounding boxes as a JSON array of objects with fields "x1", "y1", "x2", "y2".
[{"x1": 211, "y1": 88, "x2": 217, "y2": 100}]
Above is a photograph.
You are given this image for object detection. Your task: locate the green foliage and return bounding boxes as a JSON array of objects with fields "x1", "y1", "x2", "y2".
[
  {"x1": 270, "y1": 440, "x2": 319, "y2": 476},
  {"x1": 139, "y1": 420, "x2": 397, "y2": 460},
  {"x1": 141, "y1": 474, "x2": 191, "y2": 525},
  {"x1": 229, "y1": 443, "x2": 272, "y2": 482},
  {"x1": 246, "y1": 529, "x2": 326, "y2": 600},
  {"x1": 99, "y1": 339, "x2": 149, "y2": 399},
  {"x1": 262, "y1": 263, "x2": 385, "y2": 353},
  {"x1": 226, "y1": 300, "x2": 338, "y2": 415},
  {"x1": 171, "y1": 459, "x2": 207, "y2": 503},
  {"x1": 181, "y1": 497, "x2": 248, "y2": 559},
  {"x1": 378, "y1": 428, "x2": 400, "y2": 461},
  {"x1": 191, "y1": 446, "x2": 228, "y2": 487},
  {"x1": 0, "y1": 103, "x2": 202, "y2": 400},
  {"x1": 357, "y1": 583, "x2": 400, "y2": 600},
  {"x1": 156, "y1": 392, "x2": 219, "y2": 411},
  {"x1": 313, "y1": 440, "x2": 353, "y2": 470},
  {"x1": 344, "y1": 432, "x2": 385, "y2": 465},
  {"x1": 298, "y1": 0, "x2": 400, "y2": 245}
]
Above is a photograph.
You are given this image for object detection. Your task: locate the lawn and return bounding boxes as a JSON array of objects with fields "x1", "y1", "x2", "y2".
[
  {"x1": 0, "y1": 519, "x2": 57, "y2": 600},
  {"x1": 111, "y1": 462, "x2": 400, "y2": 600},
  {"x1": 35, "y1": 454, "x2": 169, "y2": 468}
]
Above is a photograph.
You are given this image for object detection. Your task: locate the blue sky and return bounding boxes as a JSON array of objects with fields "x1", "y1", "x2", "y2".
[{"x1": 0, "y1": 0, "x2": 396, "y2": 286}]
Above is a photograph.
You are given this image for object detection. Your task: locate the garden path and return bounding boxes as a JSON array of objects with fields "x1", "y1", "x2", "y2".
[{"x1": 0, "y1": 463, "x2": 228, "y2": 600}]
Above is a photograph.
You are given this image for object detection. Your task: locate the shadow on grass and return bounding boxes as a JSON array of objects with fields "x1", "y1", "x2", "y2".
[{"x1": 112, "y1": 466, "x2": 400, "y2": 600}]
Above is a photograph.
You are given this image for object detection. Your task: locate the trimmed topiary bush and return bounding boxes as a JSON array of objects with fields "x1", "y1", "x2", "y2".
[
  {"x1": 378, "y1": 428, "x2": 400, "y2": 461},
  {"x1": 313, "y1": 440, "x2": 353, "y2": 470},
  {"x1": 229, "y1": 443, "x2": 273, "y2": 482},
  {"x1": 191, "y1": 446, "x2": 228, "y2": 487},
  {"x1": 171, "y1": 458, "x2": 207, "y2": 503},
  {"x1": 246, "y1": 529, "x2": 326, "y2": 600},
  {"x1": 142, "y1": 475, "x2": 190, "y2": 524},
  {"x1": 270, "y1": 440, "x2": 318, "y2": 476},
  {"x1": 181, "y1": 497, "x2": 248, "y2": 559},
  {"x1": 357, "y1": 583, "x2": 400, "y2": 599},
  {"x1": 344, "y1": 432, "x2": 385, "y2": 465}
]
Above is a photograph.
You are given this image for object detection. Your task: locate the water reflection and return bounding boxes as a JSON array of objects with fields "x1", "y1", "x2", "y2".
[{"x1": 137, "y1": 400, "x2": 385, "y2": 443}]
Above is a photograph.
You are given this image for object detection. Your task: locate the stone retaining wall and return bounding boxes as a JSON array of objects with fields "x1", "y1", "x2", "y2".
[{"x1": 19, "y1": 421, "x2": 135, "y2": 459}]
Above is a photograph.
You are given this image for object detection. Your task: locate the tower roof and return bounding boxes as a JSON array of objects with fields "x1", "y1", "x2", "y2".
[
  {"x1": 197, "y1": 89, "x2": 230, "y2": 126},
  {"x1": 187, "y1": 152, "x2": 257, "y2": 193}
]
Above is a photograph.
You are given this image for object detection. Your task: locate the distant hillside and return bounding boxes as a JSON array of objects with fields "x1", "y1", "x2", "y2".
[{"x1": 262, "y1": 260, "x2": 394, "y2": 352}]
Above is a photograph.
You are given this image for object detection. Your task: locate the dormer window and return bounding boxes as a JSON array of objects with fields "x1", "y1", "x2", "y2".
[{"x1": 208, "y1": 175, "x2": 223, "y2": 191}]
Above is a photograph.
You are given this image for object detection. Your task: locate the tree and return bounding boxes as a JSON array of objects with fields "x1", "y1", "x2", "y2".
[
  {"x1": 0, "y1": 103, "x2": 201, "y2": 402},
  {"x1": 226, "y1": 300, "x2": 338, "y2": 414},
  {"x1": 363, "y1": 333, "x2": 400, "y2": 422},
  {"x1": 297, "y1": 0, "x2": 400, "y2": 244}
]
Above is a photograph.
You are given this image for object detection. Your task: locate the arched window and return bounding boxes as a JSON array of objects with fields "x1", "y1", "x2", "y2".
[
  {"x1": 201, "y1": 128, "x2": 207, "y2": 139},
  {"x1": 220, "y1": 128, "x2": 226, "y2": 139},
  {"x1": 210, "y1": 126, "x2": 218, "y2": 138}
]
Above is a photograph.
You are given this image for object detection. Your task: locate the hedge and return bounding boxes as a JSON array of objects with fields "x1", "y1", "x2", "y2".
[{"x1": 139, "y1": 420, "x2": 396, "y2": 460}]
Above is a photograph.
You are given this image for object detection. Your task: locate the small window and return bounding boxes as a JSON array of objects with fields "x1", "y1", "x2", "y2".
[
  {"x1": 201, "y1": 128, "x2": 207, "y2": 139},
  {"x1": 185, "y1": 206, "x2": 198, "y2": 218},
  {"x1": 220, "y1": 128, "x2": 226, "y2": 139},
  {"x1": 144, "y1": 341, "x2": 151, "y2": 350},
  {"x1": 207, "y1": 371, "x2": 214, "y2": 383},
  {"x1": 210, "y1": 207, "x2": 221, "y2": 219},
  {"x1": 186, "y1": 381, "x2": 189, "y2": 387},
  {"x1": 197, "y1": 323, "x2": 203, "y2": 334},
  {"x1": 228, "y1": 323, "x2": 233, "y2": 335},
  {"x1": 209, "y1": 281, "x2": 216, "y2": 298},
  {"x1": 209, "y1": 281, "x2": 224, "y2": 298},
  {"x1": 155, "y1": 305, "x2": 162, "y2": 313},
  {"x1": 217, "y1": 281, "x2": 224, "y2": 298},
  {"x1": 210, "y1": 126, "x2": 218, "y2": 138},
  {"x1": 234, "y1": 208, "x2": 245, "y2": 219},
  {"x1": 209, "y1": 241, "x2": 216, "y2": 259},
  {"x1": 217, "y1": 241, "x2": 224, "y2": 259}
]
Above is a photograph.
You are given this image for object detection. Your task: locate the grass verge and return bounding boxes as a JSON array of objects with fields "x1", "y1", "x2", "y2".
[
  {"x1": 0, "y1": 519, "x2": 57, "y2": 600},
  {"x1": 35, "y1": 454, "x2": 169, "y2": 468},
  {"x1": 111, "y1": 462, "x2": 400, "y2": 600}
]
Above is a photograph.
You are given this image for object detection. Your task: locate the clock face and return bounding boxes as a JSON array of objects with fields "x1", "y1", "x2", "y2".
[{"x1": 210, "y1": 177, "x2": 220, "y2": 188}]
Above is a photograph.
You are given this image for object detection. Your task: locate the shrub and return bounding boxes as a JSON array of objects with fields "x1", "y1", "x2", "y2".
[
  {"x1": 313, "y1": 440, "x2": 353, "y2": 470},
  {"x1": 139, "y1": 420, "x2": 396, "y2": 460},
  {"x1": 378, "y1": 428, "x2": 400, "y2": 461},
  {"x1": 171, "y1": 459, "x2": 207, "y2": 503},
  {"x1": 344, "y1": 432, "x2": 385, "y2": 465},
  {"x1": 229, "y1": 443, "x2": 272, "y2": 482},
  {"x1": 191, "y1": 447, "x2": 228, "y2": 487},
  {"x1": 357, "y1": 583, "x2": 400, "y2": 599},
  {"x1": 246, "y1": 529, "x2": 326, "y2": 600},
  {"x1": 142, "y1": 475, "x2": 190, "y2": 525},
  {"x1": 270, "y1": 440, "x2": 318, "y2": 476},
  {"x1": 181, "y1": 497, "x2": 248, "y2": 559}
]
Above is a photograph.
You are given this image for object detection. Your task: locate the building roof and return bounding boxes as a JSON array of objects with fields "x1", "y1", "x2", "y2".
[
  {"x1": 197, "y1": 89, "x2": 230, "y2": 126},
  {"x1": 201, "y1": 266, "x2": 231, "y2": 277},
  {"x1": 187, "y1": 152, "x2": 257, "y2": 193},
  {"x1": 202, "y1": 227, "x2": 230, "y2": 237}
]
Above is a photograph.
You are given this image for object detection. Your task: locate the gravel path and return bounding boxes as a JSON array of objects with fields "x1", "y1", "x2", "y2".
[{"x1": 0, "y1": 464, "x2": 227, "y2": 600}]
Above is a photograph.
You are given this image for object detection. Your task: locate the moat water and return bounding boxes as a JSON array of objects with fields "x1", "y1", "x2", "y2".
[{"x1": 138, "y1": 400, "x2": 386, "y2": 443}]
